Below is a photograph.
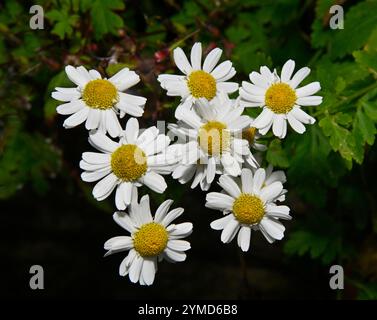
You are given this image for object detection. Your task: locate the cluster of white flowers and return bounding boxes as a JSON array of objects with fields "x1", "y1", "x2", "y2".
[{"x1": 52, "y1": 42, "x2": 322, "y2": 286}]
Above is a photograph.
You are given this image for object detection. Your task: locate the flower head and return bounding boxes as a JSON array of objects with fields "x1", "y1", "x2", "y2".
[
  {"x1": 158, "y1": 42, "x2": 238, "y2": 120},
  {"x1": 207, "y1": 168, "x2": 291, "y2": 251},
  {"x1": 104, "y1": 194, "x2": 193, "y2": 285},
  {"x1": 168, "y1": 96, "x2": 257, "y2": 190},
  {"x1": 240, "y1": 59, "x2": 322, "y2": 138},
  {"x1": 52, "y1": 66, "x2": 146, "y2": 137},
  {"x1": 80, "y1": 118, "x2": 177, "y2": 210}
]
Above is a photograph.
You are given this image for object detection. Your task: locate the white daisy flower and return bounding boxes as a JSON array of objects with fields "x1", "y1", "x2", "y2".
[
  {"x1": 52, "y1": 65, "x2": 147, "y2": 137},
  {"x1": 157, "y1": 42, "x2": 238, "y2": 119},
  {"x1": 104, "y1": 193, "x2": 193, "y2": 286},
  {"x1": 242, "y1": 121, "x2": 267, "y2": 152},
  {"x1": 207, "y1": 168, "x2": 291, "y2": 252},
  {"x1": 239, "y1": 59, "x2": 322, "y2": 139},
  {"x1": 80, "y1": 117, "x2": 177, "y2": 210},
  {"x1": 168, "y1": 97, "x2": 257, "y2": 191}
]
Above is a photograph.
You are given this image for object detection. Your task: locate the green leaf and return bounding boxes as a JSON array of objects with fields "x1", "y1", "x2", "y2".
[
  {"x1": 266, "y1": 139, "x2": 290, "y2": 168},
  {"x1": 319, "y1": 115, "x2": 363, "y2": 163},
  {"x1": 46, "y1": 9, "x2": 79, "y2": 39},
  {"x1": 89, "y1": 0, "x2": 125, "y2": 39},
  {"x1": 330, "y1": 1, "x2": 377, "y2": 58},
  {"x1": 354, "y1": 106, "x2": 377, "y2": 145}
]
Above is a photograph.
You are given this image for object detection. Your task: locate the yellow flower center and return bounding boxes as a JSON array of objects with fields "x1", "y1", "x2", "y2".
[
  {"x1": 82, "y1": 79, "x2": 118, "y2": 109},
  {"x1": 133, "y1": 223, "x2": 168, "y2": 257},
  {"x1": 265, "y1": 83, "x2": 296, "y2": 114},
  {"x1": 232, "y1": 193, "x2": 265, "y2": 225},
  {"x1": 198, "y1": 121, "x2": 230, "y2": 156},
  {"x1": 187, "y1": 70, "x2": 217, "y2": 100},
  {"x1": 111, "y1": 144, "x2": 147, "y2": 181},
  {"x1": 242, "y1": 127, "x2": 257, "y2": 145}
]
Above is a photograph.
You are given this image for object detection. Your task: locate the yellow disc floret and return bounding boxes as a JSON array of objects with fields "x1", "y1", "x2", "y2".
[
  {"x1": 232, "y1": 193, "x2": 265, "y2": 224},
  {"x1": 111, "y1": 144, "x2": 147, "y2": 181},
  {"x1": 187, "y1": 70, "x2": 217, "y2": 100},
  {"x1": 133, "y1": 223, "x2": 168, "y2": 257},
  {"x1": 265, "y1": 83, "x2": 296, "y2": 114},
  {"x1": 198, "y1": 121, "x2": 230, "y2": 156},
  {"x1": 82, "y1": 79, "x2": 118, "y2": 109},
  {"x1": 242, "y1": 127, "x2": 257, "y2": 145}
]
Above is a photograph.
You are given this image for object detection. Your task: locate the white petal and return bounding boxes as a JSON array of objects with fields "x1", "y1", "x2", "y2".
[
  {"x1": 203, "y1": 48, "x2": 222, "y2": 73},
  {"x1": 113, "y1": 211, "x2": 137, "y2": 233},
  {"x1": 161, "y1": 208, "x2": 184, "y2": 227},
  {"x1": 139, "y1": 194, "x2": 153, "y2": 224},
  {"x1": 260, "y1": 181, "x2": 283, "y2": 203},
  {"x1": 173, "y1": 47, "x2": 192, "y2": 75},
  {"x1": 291, "y1": 106, "x2": 316, "y2": 124},
  {"x1": 56, "y1": 100, "x2": 85, "y2": 115},
  {"x1": 164, "y1": 248, "x2": 186, "y2": 262},
  {"x1": 167, "y1": 240, "x2": 191, "y2": 251},
  {"x1": 289, "y1": 67, "x2": 310, "y2": 88},
  {"x1": 92, "y1": 173, "x2": 118, "y2": 200},
  {"x1": 281, "y1": 59, "x2": 295, "y2": 82},
  {"x1": 141, "y1": 258, "x2": 156, "y2": 286},
  {"x1": 206, "y1": 192, "x2": 234, "y2": 211},
  {"x1": 296, "y1": 96, "x2": 323, "y2": 106},
  {"x1": 89, "y1": 132, "x2": 119, "y2": 153},
  {"x1": 65, "y1": 65, "x2": 88, "y2": 87},
  {"x1": 85, "y1": 108, "x2": 101, "y2": 130},
  {"x1": 63, "y1": 107, "x2": 89, "y2": 128},
  {"x1": 249, "y1": 71, "x2": 269, "y2": 88},
  {"x1": 106, "y1": 110, "x2": 122, "y2": 138},
  {"x1": 142, "y1": 171, "x2": 167, "y2": 193},
  {"x1": 259, "y1": 218, "x2": 285, "y2": 240},
  {"x1": 125, "y1": 117, "x2": 139, "y2": 144},
  {"x1": 81, "y1": 168, "x2": 111, "y2": 182},
  {"x1": 221, "y1": 218, "x2": 240, "y2": 243},
  {"x1": 129, "y1": 255, "x2": 143, "y2": 283},
  {"x1": 154, "y1": 199, "x2": 174, "y2": 223},
  {"x1": 221, "y1": 153, "x2": 241, "y2": 177},
  {"x1": 272, "y1": 114, "x2": 286, "y2": 138},
  {"x1": 253, "y1": 168, "x2": 266, "y2": 194},
  {"x1": 237, "y1": 227, "x2": 251, "y2": 252},
  {"x1": 206, "y1": 157, "x2": 216, "y2": 184},
  {"x1": 296, "y1": 82, "x2": 321, "y2": 97},
  {"x1": 287, "y1": 112, "x2": 306, "y2": 134},
  {"x1": 266, "y1": 204, "x2": 291, "y2": 220},
  {"x1": 253, "y1": 108, "x2": 274, "y2": 129},
  {"x1": 210, "y1": 214, "x2": 234, "y2": 230},
  {"x1": 218, "y1": 175, "x2": 241, "y2": 198},
  {"x1": 217, "y1": 82, "x2": 238, "y2": 93},
  {"x1": 82, "y1": 152, "x2": 110, "y2": 164},
  {"x1": 109, "y1": 68, "x2": 140, "y2": 91},
  {"x1": 190, "y1": 42, "x2": 202, "y2": 70},
  {"x1": 210, "y1": 61, "x2": 232, "y2": 80},
  {"x1": 241, "y1": 168, "x2": 253, "y2": 194},
  {"x1": 169, "y1": 222, "x2": 193, "y2": 238}
]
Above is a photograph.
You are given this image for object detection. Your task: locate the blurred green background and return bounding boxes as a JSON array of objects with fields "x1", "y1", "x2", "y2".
[{"x1": 1, "y1": 0, "x2": 377, "y2": 299}]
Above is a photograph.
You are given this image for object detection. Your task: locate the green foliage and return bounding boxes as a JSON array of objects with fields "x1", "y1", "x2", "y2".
[{"x1": 46, "y1": 9, "x2": 79, "y2": 39}]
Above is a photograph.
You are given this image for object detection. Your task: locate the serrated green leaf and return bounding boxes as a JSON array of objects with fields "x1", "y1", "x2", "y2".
[
  {"x1": 46, "y1": 9, "x2": 79, "y2": 39},
  {"x1": 90, "y1": 0, "x2": 125, "y2": 39},
  {"x1": 266, "y1": 139, "x2": 290, "y2": 168}
]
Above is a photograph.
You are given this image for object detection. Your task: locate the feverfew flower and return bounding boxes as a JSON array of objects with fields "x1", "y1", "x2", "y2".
[
  {"x1": 80, "y1": 118, "x2": 177, "y2": 210},
  {"x1": 169, "y1": 96, "x2": 257, "y2": 191},
  {"x1": 158, "y1": 42, "x2": 238, "y2": 119},
  {"x1": 207, "y1": 168, "x2": 291, "y2": 251},
  {"x1": 104, "y1": 194, "x2": 192, "y2": 286},
  {"x1": 239, "y1": 59, "x2": 322, "y2": 139},
  {"x1": 52, "y1": 65, "x2": 146, "y2": 137}
]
